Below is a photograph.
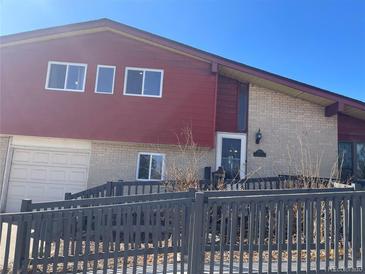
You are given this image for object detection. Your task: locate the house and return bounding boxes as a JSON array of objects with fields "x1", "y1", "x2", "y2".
[{"x1": 0, "y1": 19, "x2": 364, "y2": 212}]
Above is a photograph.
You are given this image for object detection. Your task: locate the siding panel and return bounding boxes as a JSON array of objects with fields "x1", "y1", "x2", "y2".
[
  {"x1": 0, "y1": 31, "x2": 216, "y2": 147},
  {"x1": 215, "y1": 76, "x2": 238, "y2": 132},
  {"x1": 338, "y1": 114, "x2": 365, "y2": 142}
]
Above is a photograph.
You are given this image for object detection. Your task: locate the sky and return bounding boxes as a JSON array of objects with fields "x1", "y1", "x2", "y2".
[{"x1": 1, "y1": 0, "x2": 364, "y2": 102}]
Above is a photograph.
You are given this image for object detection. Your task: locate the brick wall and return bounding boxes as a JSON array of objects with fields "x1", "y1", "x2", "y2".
[
  {"x1": 0, "y1": 136, "x2": 10, "y2": 195},
  {"x1": 88, "y1": 141, "x2": 215, "y2": 187},
  {"x1": 247, "y1": 84, "x2": 338, "y2": 178}
]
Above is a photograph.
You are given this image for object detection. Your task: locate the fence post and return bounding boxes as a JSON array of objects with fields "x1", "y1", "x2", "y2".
[
  {"x1": 352, "y1": 179, "x2": 365, "y2": 191},
  {"x1": 106, "y1": 181, "x2": 113, "y2": 197},
  {"x1": 64, "y1": 192, "x2": 72, "y2": 200},
  {"x1": 188, "y1": 192, "x2": 205, "y2": 274},
  {"x1": 116, "y1": 180, "x2": 124, "y2": 196},
  {"x1": 15, "y1": 199, "x2": 32, "y2": 271},
  {"x1": 20, "y1": 199, "x2": 32, "y2": 212},
  {"x1": 183, "y1": 187, "x2": 197, "y2": 263}
]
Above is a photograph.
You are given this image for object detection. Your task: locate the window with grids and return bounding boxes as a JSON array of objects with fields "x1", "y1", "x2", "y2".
[
  {"x1": 124, "y1": 67, "x2": 163, "y2": 97},
  {"x1": 46, "y1": 61, "x2": 87, "y2": 92}
]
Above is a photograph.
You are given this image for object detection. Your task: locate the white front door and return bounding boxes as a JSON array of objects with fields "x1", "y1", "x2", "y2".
[{"x1": 216, "y1": 132, "x2": 247, "y2": 180}]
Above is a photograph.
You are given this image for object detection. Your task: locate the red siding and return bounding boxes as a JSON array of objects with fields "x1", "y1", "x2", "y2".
[
  {"x1": 215, "y1": 76, "x2": 239, "y2": 132},
  {"x1": 338, "y1": 113, "x2": 365, "y2": 142},
  {"x1": 0, "y1": 31, "x2": 216, "y2": 147}
]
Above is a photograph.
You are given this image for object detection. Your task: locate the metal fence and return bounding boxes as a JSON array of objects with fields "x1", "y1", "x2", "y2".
[
  {"x1": 22, "y1": 191, "x2": 195, "y2": 212},
  {"x1": 66, "y1": 176, "x2": 344, "y2": 200},
  {"x1": 190, "y1": 190, "x2": 365, "y2": 274},
  {"x1": 24, "y1": 187, "x2": 355, "y2": 213},
  {"x1": 0, "y1": 195, "x2": 193, "y2": 274},
  {"x1": 1, "y1": 188, "x2": 364, "y2": 274},
  {"x1": 64, "y1": 180, "x2": 177, "y2": 200},
  {"x1": 239, "y1": 175, "x2": 336, "y2": 190}
]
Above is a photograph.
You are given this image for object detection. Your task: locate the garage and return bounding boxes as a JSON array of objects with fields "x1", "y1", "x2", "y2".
[{"x1": 2, "y1": 137, "x2": 90, "y2": 212}]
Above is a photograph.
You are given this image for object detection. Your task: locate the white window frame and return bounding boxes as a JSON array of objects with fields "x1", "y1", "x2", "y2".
[
  {"x1": 216, "y1": 132, "x2": 247, "y2": 179},
  {"x1": 136, "y1": 152, "x2": 165, "y2": 181},
  {"x1": 94, "y1": 65, "x2": 116, "y2": 94},
  {"x1": 45, "y1": 61, "x2": 88, "y2": 92},
  {"x1": 123, "y1": 67, "x2": 164, "y2": 98}
]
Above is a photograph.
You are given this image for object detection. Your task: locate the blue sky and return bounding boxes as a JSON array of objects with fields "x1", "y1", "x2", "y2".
[{"x1": 1, "y1": 0, "x2": 364, "y2": 102}]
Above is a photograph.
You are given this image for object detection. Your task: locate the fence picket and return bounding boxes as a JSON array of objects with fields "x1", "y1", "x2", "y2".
[
  {"x1": 315, "y1": 199, "x2": 321, "y2": 272},
  {"x1": 162, "y1": 204, "x2": 170, "y2": 274},
  {"x1": 268, "y1": 202, "x2": 273, "y2": 274},
  {"x1": 209, "y1": 202, "x2": 217, "y2": 274},
  {"x1": 258, "y1": 203, "x2": 264, "y2": 274},
  {"x1": 92, "y1": 209, "x2": 102, "y2": 273},
  {"x1": 287, "y1": 201, "x2": 293, "y2": 274},
  {"x1": 296, "y1": 201, "x2": 302, "y2": 274},
  {"x1": 248, "y1": 202, "x2": 255, "y2": 274},
  {"x1": 278, "y1": 201, "x2": 284, "y2": 273},
  {"x1": 152, "y1": 205, "x2": 159, "y2": 274},
  {"x1": 361, "y1": 195, "x2": 365, "y2": 271},
  {"x1": 218, "y1": 202, "x2": 226, "y2": 274},
  {"x1": 2, "y1": 216, "x2": 13, "y2": 274},
  {"x1": 334, "y1": 198, "x2": 340, "y2": 270},
  {"x1": 324, "y1": 199, "x2": 330, "y2": 271},
  {"x1": 305, "y1": 199, "x2": 311, "y2": 273}
]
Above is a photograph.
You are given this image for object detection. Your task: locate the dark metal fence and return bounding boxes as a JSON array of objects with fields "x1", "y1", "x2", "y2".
[
  {"x1": 66, "y1": 176, "x2": 344, "y2": 200},
  {"x1": 1, "y1": 188, "x2": 364, "y2": 274},
  {"x1": 26, "y1": 188, "x2": 354, "y2": 213},
  {"x1": 64, "y1": 180, "x2": 177, "y2": 200},
  {"x1": 23, "y1": 191, "x2": 195, "y2": 212},
  {"x1": 0, "y1": 196, "x2": 193, "y2": 274},
  {"x1": 190, "y1": 190, "x2": 365, "y2": 274},
  {"x1": 225, "y1": 175, "x2": 337, "y2": 190}
]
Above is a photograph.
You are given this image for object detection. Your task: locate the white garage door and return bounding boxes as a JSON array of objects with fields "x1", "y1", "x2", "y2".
[{"x1": 6, "y1": 147, "x2": 90, "y2": 212}]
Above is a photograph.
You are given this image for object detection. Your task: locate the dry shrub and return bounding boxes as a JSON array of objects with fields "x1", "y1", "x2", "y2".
[
  {"x1": 285, "y1": 136, "x2": 347, "y2": 188},
  {"x1": 165, "y1": 126, "x2": 208, "y2": 191}
]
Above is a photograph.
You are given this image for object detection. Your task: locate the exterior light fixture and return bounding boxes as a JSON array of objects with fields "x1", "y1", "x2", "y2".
[{"x1": 256, "y1": 129, "x2": 262, "y2": 144}]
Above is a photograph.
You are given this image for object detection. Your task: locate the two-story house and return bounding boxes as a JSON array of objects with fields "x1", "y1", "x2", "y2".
[{"x1": 1, "y1": 19, "x2": 365, "y2": 212}]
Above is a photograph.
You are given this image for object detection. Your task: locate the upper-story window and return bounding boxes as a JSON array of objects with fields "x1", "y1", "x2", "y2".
[
  {"x1": 95, "y1": 65, "x2": 116, "y2": 94},
  {"x1": 46, "y1": 61, "x2": 87, "y2": 92},
  {"x1": 124, "y1": 67, "x2": 164, "y2": 98}
]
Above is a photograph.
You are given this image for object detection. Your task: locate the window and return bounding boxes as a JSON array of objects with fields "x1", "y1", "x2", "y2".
[
  {"x1": 338, "y1": 141, "x2": 365, "y2": 179},
  {"x1": 356, "y1": 143, "x2": 365, "y2": 178},
  {"x1": 46, "y1": 61, "x2": 87, "y2": 92},
  {"x1": 95, "y1": 65, "x2": 116, "y2": 94},
  {"x1": 237, "y1": 83, "x2": 249, "y2": 132},
  {"x1": 124, "y1": 67, "x2": 163, "y2": 97},
  {"x1": 137, "y1": 153, "x2": 165, "y2": 180},
  {"x1": 339, "y1": 142, "x2": 353, "y2": 179}
]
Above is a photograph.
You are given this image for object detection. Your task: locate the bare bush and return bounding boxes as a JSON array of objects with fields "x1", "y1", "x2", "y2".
[{"x1": 165, "y1": 127, "x2": 208, "y2": 191}]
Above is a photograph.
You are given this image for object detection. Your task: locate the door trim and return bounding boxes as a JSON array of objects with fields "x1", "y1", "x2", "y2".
[{"x1": 216, "y1": 132, "x2": 247, "y2": 179}]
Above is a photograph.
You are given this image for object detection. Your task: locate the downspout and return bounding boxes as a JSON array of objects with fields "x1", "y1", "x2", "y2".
[{"x1": 212, "y1": 62, "x2": 219, "y2": 166}]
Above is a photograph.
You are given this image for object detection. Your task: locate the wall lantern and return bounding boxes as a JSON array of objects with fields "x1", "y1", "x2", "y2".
[{"x1": 255, "y1": 129, "x2": 262, "y2": 144}]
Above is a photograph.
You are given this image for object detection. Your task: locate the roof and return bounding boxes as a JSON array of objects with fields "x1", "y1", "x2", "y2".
[{"x1": 1, "y1": 18, "x2": 365, "y2": 120}]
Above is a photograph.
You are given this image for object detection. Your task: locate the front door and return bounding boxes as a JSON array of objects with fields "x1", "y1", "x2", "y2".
[{"x1": 216, "y1": 132, "x2": 246, "y2": 180}]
